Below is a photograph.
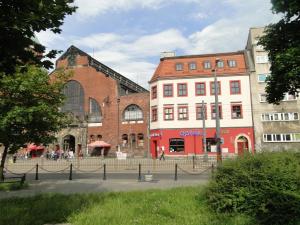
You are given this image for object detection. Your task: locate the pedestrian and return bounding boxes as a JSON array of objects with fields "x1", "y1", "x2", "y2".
[
  {"x1": 13, "y1": 153, "x2": 17, "y2": 163},
  {"x1": 159, "y1": 146, "x2": 165, "y2": 161}
]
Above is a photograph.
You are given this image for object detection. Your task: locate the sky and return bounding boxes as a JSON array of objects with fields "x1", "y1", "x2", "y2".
[{"x1": 36, "y1": 0, "x2": 280, "y2": 89}]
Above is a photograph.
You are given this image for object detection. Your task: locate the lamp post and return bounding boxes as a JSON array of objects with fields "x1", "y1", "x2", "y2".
[
  {"x1": 117, "y1": 98, "x2": 120, "y2": 151},
  {"x1": 213, "y1": 59, "x2": 222, "y2": 163}
]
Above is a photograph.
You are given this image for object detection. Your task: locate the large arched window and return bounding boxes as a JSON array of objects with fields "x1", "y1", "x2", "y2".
[
  {"x1": 61, "y1": 80, "x2": 84, "y2": 117},
  {"x1": 123, "y1": 104, "x2": 143, "y2": 121},
  {"x1": 89, "y1": 98, "x2": 102, "y2": 123}
]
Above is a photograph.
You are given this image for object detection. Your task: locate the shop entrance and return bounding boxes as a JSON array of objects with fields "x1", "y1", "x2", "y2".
[
  {"x1": 63, "y1": 135, "x2": 75, "y2": 153},
  {"x1": 152, "y1": 140, "x2": 158, "y2": 159},
  {"x1": 237, "y1": 136, "x2": 249, "y2": 155}
]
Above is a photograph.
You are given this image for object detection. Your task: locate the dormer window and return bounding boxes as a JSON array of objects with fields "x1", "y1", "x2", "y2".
[
  {"x1": 189, "y1": 62, "x2": 197, "y2": 70},
  {"x1": 175, "y1": 63, "x2": 183, "y2": 71},
  {"x1": 228, "y1": 60, "x2": 236, "y2": 67},
  {"x1": 217, "y1": 60, "x2": 224, "y2": 68}
]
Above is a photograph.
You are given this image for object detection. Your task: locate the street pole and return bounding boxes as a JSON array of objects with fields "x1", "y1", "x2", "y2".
[
  {"x1": 213, "y1": 59, "x2": 222, "y2": 164},
  {"x1": 117, "y1": 98, "x2": 120, "y2": 152},
  {"x1": 202, "y1": 100, "x2": 208, "y2": 162}
]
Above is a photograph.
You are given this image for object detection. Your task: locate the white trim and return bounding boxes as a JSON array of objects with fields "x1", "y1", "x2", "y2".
[
  {"x1": 88, "y1": 123, "x2": 102, "y2": 127},
  {"x1": 234, "y1": 134, "x2": 252, "y2": 154}
]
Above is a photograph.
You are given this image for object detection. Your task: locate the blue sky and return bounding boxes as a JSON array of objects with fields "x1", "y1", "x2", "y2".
[{"x1": 37, "y1": 0, "x2": 279, "y2": 88}]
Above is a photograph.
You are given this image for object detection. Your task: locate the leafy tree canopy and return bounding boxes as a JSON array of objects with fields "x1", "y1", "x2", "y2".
[
  {"x1": 259, "y1": 0, "x2": 300, "y2": 104},
  {"x1": 0, "y1": 66, "x2": 71, "y2": 178},
  {"x1": 0, "y1": 0, "x2": 76, "y2": 75}
]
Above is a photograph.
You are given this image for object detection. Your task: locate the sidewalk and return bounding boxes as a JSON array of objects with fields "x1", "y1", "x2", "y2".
[{"x1": 0, "y1": 176, "x2": 209, "y2": 199}]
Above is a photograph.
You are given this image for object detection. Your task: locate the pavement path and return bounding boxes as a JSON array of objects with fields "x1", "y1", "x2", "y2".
[{"x1": 0, "y1": 172, "x2": 210, "y2": 199}]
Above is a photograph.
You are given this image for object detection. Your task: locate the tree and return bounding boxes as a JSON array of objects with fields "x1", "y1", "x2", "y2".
[
  {"x1": 259, "y1": 0, "x2": 300, "y2": 104},
  {"x1": 0, "y1": 0, "x2": 76, "y2": 75},
  {"x1": 0, "y1": 66, "x2": 71, "y2": 180}
]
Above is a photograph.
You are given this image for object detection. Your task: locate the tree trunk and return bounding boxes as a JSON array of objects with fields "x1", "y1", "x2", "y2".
[{"x1": 0, "y1": 145, "x2": 8, "y2": 181}]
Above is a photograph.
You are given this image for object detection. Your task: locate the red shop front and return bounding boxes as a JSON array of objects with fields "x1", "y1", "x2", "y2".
[{"x1": 150, "y1": 127, "x2": 255, "y2": 158}]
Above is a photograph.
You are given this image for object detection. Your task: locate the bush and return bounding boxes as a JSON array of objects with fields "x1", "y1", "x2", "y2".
[{"x1": 206, "y1": 152, "x2": 300, "y2": 225}]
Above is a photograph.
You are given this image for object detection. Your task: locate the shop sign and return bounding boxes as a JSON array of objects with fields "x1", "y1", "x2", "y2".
[
  {"x1": 179, "y1": 130, "x2": 202, "y2": 137},
  {"x1": 150, "y1": 133, "x2": 161, "y2": 137}
]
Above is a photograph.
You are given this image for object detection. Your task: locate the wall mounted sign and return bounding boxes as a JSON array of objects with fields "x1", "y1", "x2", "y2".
[{"x1": 179, "y1": 131, "x2": 202, "y2": 137}]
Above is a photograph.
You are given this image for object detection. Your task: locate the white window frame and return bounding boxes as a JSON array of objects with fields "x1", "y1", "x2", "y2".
[
  {"x1": 282, "y1": 93, "x2": 297, "y2": 101},
  {"x1": 257, "y1": 74, "x2": 269, "y2": 83},
  {"x1": 256, "y1": 55, "x2": 269, "y2": 64},
  {"x1": 261, "y1": 112, "x2": 299, "y2": 122},
  {"x1": 259, "y1": 94, "x2": 267, "y2": 102},
  {"x1": 263, "y1": 133, "x2": 300, "y2": 142}
]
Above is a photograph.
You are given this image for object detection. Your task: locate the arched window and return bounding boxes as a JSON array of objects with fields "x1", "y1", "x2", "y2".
[
  {"x1": 89, "y1": 98, "x2": 102, "y2": 123},
  {"x1": 61, "y1": 80, "x2": 84, "y2": 117},
  {"x1": 123, "y1": 104, "x2": 143, "y2": 121}
]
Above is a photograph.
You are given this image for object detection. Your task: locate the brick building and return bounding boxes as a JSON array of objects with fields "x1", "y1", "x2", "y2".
[
  {"x1": 149, "y1": 51, "x2": 255, "y2": 158},
  {"x1": 51, "y1": 46, "x2": 150, "y2": 157}
]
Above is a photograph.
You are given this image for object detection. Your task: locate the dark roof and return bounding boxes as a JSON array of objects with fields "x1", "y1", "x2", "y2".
[{"x1": 57, "y1": 45, "x2": 148, "y2": 93}]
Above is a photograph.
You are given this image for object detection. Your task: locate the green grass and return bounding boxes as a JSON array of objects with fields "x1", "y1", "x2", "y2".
[
  {"x1": 0, "y1": 181, "x2": 28, "y2": 191},
  {"x1": 0, "y1": 186, "x2": 254, "y2": 225}
]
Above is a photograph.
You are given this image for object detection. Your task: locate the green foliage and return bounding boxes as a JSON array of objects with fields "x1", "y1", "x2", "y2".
[
  {"x1": 259, "y1": 0, "x2": 300, "y2": 104},
  {"x1": 206, "y1": 152, "x2": 300, "y2": 225},
  {"x1": 0, "y1": 65, "x2": 71, "y2": 151},
  {"x1": 0, "y1": 187, "x2": 254, "y2": 225},
  {"x1": 0, "y1": 0, "x2": 76, "y2": 74},
  {"x1": 0, "y1": 182, "x2": 28, "y2": 191}
]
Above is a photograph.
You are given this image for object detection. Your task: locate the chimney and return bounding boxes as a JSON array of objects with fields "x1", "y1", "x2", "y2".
[{"x1": 160, "y1": 51, "x2": 176, "y2": 59}]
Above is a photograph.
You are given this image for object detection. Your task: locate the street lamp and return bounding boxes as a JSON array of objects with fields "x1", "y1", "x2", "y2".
[{"x1": 213, "y1": 58, "x2": 222, "y2": 163}]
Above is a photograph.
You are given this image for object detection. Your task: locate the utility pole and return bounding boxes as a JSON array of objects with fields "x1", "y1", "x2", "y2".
[
  {"x1": 202, "y1": 100, "x2": 208, "y2": 162},
  {"x1": 213, "y1": 59, "x2": 222, "y2": 164},
  {"x1": 117, "y1": 98, "x2": 120, "y2": 151}
]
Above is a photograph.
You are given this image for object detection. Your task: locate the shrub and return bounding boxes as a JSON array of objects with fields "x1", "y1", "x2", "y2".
[{"x1": 206, "y1": 151, "x2": 300, "y2": 225}]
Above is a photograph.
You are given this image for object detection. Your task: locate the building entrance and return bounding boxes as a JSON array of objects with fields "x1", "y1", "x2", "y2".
[
  {"x1": 63, "y1": 135, "x2": 75, "y2": 153},
  {"x1": 237, "y1": 136, "x2": 249, "y2": 155}
]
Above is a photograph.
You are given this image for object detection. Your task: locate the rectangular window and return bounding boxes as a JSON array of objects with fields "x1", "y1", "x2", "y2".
[
  {"x1": 259, "y1": 94, "x2": 267, "y2": 102},
  {"x1": 195, "y1": 82, "x2": 206, "y2": 96},
  {"x1": 196, "y1": 104, "x2": 207, "y2": 120},
  {"x1": 163, "y1": 106, "x2": 174, "y2": 121},
  {"x1": 228, "y1": 60, "x2": 236, "y2": 67},
  {"x1": 178, "y1": 105, "x2": 188, "y2": 120},
  {"x1": 263, "y1": 133, "x2": 300, "y2": 142},
  {"x1": 211, "y1": 104, "x2": 222, "y2": 119},
  {"x1": 231, "y1": 104, "x2": 242, "y2": 119},
  {"x1": 217, "y1": 60, "x2": 224, "y2": 68},
  {"x1": 151, "y1": 107, "x2": 157, "y2": 122},
  {"x1": 189, "y1": 62, "x2": 197, "y2": 70},
  {"x1": 258, "y1": 74, "x2": 269, "y2": 83},
  {"x1": 256, "y1": 55, "x2": 269, "y2": 64},
  {"x1": 230, "y1": 80, "x2": 241, "y2": 94},
  {"x1": 261, "y1": 112, "x2": 299, "y2": 121},
  {"x1": 163, "y1": 84, "x2": 173, "y2": 97},
  {"x1": 210, "y1": 81, "x2": 221, "y2": 95},
  {"x1": 177, "y1": 83, "x2": 188, "y2": 96},
  {"x1": 203, "y1": 61, "x2": 211, "y2": 69},
  {"x1": 151, "y1": 86, "x2": 157, "y2": 99},
  {"x1": 175, "y1": 63, "x2": 183, "y2": 71},
  {"x1": 169, "y1": 138, "x2": 184, "y2": 152},
  {"x1": 282, "y1": 93, "x2": 297, "y2": 101}
]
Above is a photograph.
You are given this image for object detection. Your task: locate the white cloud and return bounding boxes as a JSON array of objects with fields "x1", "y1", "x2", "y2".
[
  {"x1": 185, "y1": 0, "x2": 280, "y2": 54},
  {"x1": 74, "y1": 0, "x2": 198, "y2": 20},
  {"x1": 35, "y1": 29, "x2": 64, "y2": 48}
]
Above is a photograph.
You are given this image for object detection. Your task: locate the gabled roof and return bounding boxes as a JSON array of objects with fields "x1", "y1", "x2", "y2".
[{"x1": 57, "y1": 45, "x2": 148, "y2": 93}]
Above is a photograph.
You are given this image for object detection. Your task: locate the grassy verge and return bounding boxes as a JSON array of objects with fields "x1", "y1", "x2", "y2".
[
  {"x1": 0, "y1": 181, "x2": 28, "y2": 191},
  {"x1": 0, "y1": 186, "x2": 254, "y2": 225}
]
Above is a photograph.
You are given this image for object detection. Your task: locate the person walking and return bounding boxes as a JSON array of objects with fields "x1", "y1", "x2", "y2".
[{"x1": 159, "y1": 146, "x2": 165, "y2": 161}]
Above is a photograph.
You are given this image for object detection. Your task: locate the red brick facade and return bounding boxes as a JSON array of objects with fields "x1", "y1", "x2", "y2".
[{"x1": 53, "y1": 46, "x2": 149, "y2": 157}]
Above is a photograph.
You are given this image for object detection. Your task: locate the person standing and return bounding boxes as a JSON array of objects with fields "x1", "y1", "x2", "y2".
[{"x1": 159, "y1": 146, "x2": 165, "y2": 161}]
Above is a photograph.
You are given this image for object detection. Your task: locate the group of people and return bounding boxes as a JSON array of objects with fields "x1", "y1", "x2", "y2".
[{"x1": 45, "y1": 149, "x2": 75, "y2": 160}]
